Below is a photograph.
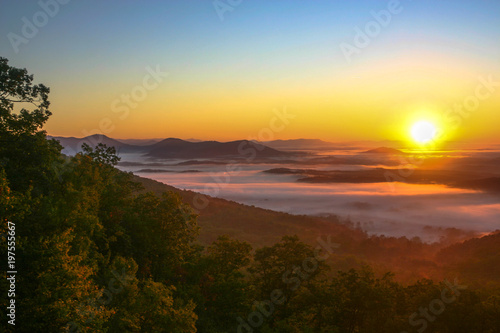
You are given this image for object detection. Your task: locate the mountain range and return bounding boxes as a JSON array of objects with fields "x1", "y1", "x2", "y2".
[{"x1": 49, "y1": 134, "x2": 292, "y2": 159}]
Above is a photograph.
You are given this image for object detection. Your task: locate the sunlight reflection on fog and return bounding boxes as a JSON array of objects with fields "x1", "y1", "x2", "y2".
[{"x1": 117, "y1": 151, "x2": 500, "y2": 243}]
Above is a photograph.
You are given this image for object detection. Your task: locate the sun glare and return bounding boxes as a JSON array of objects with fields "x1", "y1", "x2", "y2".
[{"x1": 411, "y1": 121, "x2": 437, "y2": 144}]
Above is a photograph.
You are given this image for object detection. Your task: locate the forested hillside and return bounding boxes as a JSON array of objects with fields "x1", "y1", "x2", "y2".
[{"x1": 1, "y1": 58, "x2": 500, "y2": 332}]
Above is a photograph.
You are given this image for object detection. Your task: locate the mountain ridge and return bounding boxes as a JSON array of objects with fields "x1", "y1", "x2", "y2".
[{"x1": 49, "y1": 134, "x2": 291, "y2": 160}]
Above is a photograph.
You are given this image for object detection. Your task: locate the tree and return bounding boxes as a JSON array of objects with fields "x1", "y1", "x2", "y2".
[
  {"x1": 123, "y1": 191, "x2": 199, "y2": 282},
  {"x1": 0, "y1": 57, "x2": 50, "y2": 135},
  {"x1": 206, "y1": 235, "x2": 252, "y2": 277},
  {"x1": 24, "y1": 229, "x2": 112, "y2": 332},
  {"x1": 82, "y1": 143, "x2": 120, "y2": 167},
  {"x1": 327, "y1": 267, "x2": 400, "y2": 333},
  {"x1": 250, "y1": 235, "x2": 328, "y2": 328},
  {"x1": 193, "y1": 235, "x2": 253, "y2": 332},
  {"x1": 0, "y1": 57, "x2": 62, "y2": 196}
]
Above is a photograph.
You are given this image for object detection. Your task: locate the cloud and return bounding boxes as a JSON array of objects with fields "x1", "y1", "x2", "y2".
[{"x1": 117, "y1": 153, "x2": 500, "y2": 242}]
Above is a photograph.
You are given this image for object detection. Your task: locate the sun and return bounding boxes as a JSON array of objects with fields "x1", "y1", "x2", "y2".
[{"x1": 411, "y1": 120, "x2": 437, "y2": 144}]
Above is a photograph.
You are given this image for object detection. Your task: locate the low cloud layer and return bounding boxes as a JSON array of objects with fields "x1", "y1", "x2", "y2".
[{"x1": 118, "y1": 154, "x2": 500, "y2": 242}]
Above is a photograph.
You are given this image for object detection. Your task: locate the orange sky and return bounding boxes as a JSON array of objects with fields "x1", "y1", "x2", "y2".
[
  {"x1": 45, "y1": 50, "x2": 500, "y2": 146},
  {"x1": 2, "y1": 1, "x2": 499, "y2": 145}
]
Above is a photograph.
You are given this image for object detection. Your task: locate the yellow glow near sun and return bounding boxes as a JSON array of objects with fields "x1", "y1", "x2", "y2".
[{"x1": 411, "y1": 120, "x2": 437, "y2": 144}]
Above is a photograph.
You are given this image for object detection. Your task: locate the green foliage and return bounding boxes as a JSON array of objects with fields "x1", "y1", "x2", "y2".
[
  {"x1": 207, "y1": 235, "x2": 252, "y2": 276},
  {"x1": 1, "y1": 58, "x2": 199, "y2": 332},
  {"x1": 251, "y1": 235, "x2": 328, "y2": 299},
  {"x1": 193, "y1": 235, "x2": 253, "y2": 332},
  {"x1": 0, "y1": 57, "x2": 62, "y2": 196},
  {"x1": 82, "y1": 143, "x2": 120, "y2": 166},
  {"x1": 25, "y1": 229, "x2": 112, "y2": 332},
  {"x1": 123, "y1": 191, "x2": 199, "y2": 282},
  {"x1": 134, "y1": 280, "x2": 197, "y2": 332},
  {"x1": 0, "y1": 57, "x2": 50, "y2": 134}
]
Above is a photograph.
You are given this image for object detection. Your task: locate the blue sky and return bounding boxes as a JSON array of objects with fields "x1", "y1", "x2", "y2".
[{"x1": 1, "y1": 0, "x2": 499, "y2": 142}]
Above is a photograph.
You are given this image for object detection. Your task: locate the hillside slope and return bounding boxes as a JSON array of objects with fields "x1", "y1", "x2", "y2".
[
  {"x1": 134, "y1": 175, "x2": 362, "y2": 247},
  {"x1": 133, "y1": 174, "x2": 500, "y2": 285}
]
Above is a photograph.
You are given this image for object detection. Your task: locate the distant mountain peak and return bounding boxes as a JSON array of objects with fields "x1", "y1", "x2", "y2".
[
  {"x1": 362, "y1": 147, "x2": 405, "y2": 155},
  {"x1": 50, "y1": 135, "x2": 291, "y2": 159},
  {"x1": 147, "y1": 138, "x2": 288, "y2": 159}
]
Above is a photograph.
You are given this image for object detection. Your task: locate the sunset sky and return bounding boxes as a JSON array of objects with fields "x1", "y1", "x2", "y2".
[{"x1": 1, "y1": 0, "x2": 499, "y2": 144}]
